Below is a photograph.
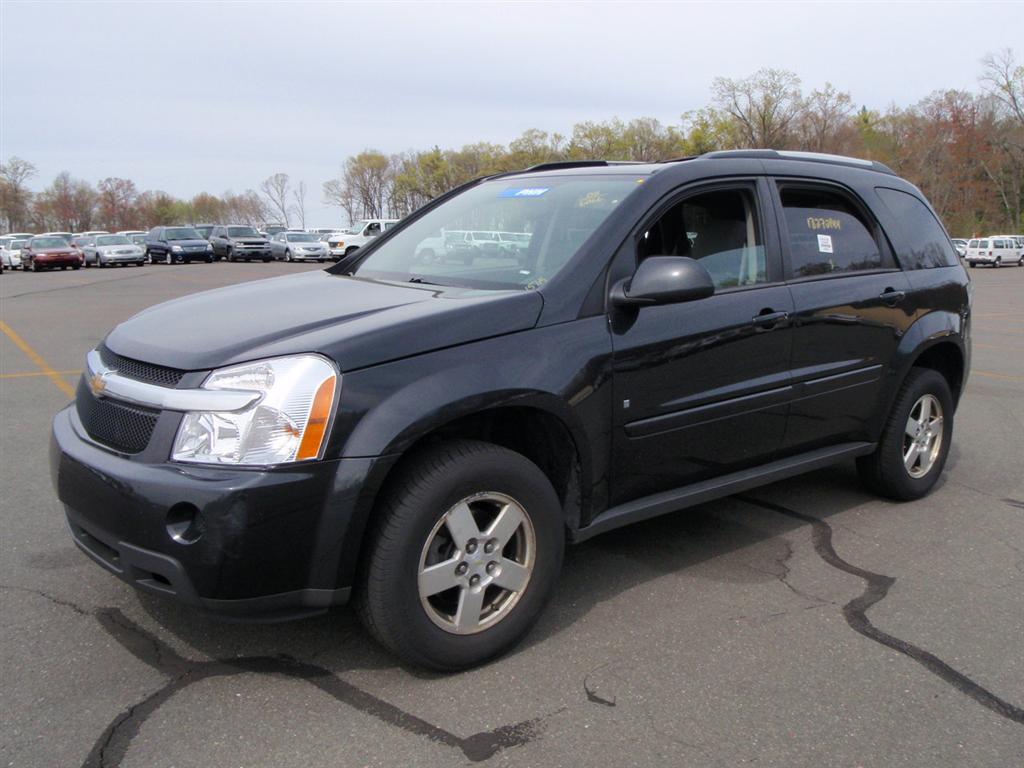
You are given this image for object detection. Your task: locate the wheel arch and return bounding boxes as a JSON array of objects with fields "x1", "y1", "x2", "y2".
[{"x1": 334, "y1": 399, "x2": 589, "y2": 595}]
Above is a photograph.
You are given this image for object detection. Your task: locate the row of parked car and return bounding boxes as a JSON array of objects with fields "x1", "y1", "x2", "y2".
[
  {"x1": 0, "y1": 221, "x2": 394, "y2": 271},
  {"x1": 951, "y1": 236, "x2": 1024, "y2": 267},
  {"x1": 0, "y1": 218, "x2": 545, "y2": 272}
]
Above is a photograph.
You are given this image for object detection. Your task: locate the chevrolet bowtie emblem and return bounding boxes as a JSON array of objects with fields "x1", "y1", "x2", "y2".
[{"x1": 89, "y1": 368, "x2": 114, "y2": 396}]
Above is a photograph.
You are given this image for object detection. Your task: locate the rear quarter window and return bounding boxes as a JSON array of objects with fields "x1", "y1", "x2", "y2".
[{"x1": 874, "y1": 187, "x2": 959, "y2": 269}]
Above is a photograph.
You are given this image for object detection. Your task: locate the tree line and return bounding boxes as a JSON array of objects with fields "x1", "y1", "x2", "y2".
[{"x1": 3, "y1": 50, "x2": 1021, "y2": 237}]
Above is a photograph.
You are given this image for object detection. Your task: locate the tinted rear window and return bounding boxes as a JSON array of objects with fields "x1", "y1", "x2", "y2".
[
  {"x1": 779, "y1": 186, "x2": 887, "y2": 277},
  {"x1": 874, "y1": 187, "x2": 958, "y2": 269}
]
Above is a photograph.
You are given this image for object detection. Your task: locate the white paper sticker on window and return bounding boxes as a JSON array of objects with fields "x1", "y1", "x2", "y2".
[{"x1": 817, "y1": 234, "x2": 834, "y2": 254}]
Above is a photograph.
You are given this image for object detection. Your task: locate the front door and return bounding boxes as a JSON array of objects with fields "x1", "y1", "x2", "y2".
[{"x1": 610, "y1": 180, "x2": 794, "y2": 506}]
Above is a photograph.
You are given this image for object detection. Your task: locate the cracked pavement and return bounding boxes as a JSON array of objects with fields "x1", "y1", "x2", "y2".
[{"x1": 2, "y1": 262, "x2": 1022, "y2": 767}]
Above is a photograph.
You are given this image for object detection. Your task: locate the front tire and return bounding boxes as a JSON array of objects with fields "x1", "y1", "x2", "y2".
[
  {"x1": 356, "y1": 440, "x2": 564, "y2": 671},
  {"x1": 857, "y1": 367, "x2": 953, "y2": 501}
]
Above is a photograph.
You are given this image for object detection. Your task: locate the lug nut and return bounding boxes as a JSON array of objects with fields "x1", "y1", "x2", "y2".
[
  {"x1": 484, "y1": 539, "x2": 497, "y2": 554},
  {"x1": 486, "y1": 561, "x2": 497, "y2": 575},
  {"x1": 469, "y1": 575, "x2": 481, "y2": 586},
  {"x1": 455, "y1": 562, "x2": 468, "y2": 576},
  {"x1": 465, "y1": 540, "x2": 478, "y2": 554}
]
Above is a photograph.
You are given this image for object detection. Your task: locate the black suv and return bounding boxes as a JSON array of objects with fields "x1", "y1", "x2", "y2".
[
  {"x1": 209, "y1": 225, "x2": 272, "y2": 262},
  {"x1": 145, "y1": 226, "x2": 214, "y2": 264},
  {"x1": 51, "y1": 151, "x2": 970, "y2": 670}
]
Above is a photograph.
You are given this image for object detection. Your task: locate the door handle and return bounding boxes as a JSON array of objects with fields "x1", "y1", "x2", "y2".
[
  {"x1": 752, "y1": 310, "x2": 788, "y2": 330},
  {"x1": 879, "y1": 289, "x2": 906, "y2": 306}
]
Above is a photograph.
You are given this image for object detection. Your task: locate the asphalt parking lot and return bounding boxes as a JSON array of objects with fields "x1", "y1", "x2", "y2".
[{"x1": 1, "y1": 261, "x2": 1021, "y2": 767}]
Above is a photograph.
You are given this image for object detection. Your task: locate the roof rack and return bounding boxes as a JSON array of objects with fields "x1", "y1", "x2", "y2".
[
  {"x1": 700, "y1": 149, "x2": 895, "y2": 175},
  {"x1": 522, "y1": 160, "x2": 641, "y2": 173}
]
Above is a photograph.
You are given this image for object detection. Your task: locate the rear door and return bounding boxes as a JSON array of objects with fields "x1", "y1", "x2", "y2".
[
  {"x1": 770, "y1": 179, "x2": 912, "y2": 453},
  {"x1": 610, "y1": 178, "x2": 794, "y2": 505}
]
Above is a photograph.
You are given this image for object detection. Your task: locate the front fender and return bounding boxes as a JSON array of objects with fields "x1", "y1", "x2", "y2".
[{"x1": 330, "y1": 318, "x2": 615, "y2": 512}]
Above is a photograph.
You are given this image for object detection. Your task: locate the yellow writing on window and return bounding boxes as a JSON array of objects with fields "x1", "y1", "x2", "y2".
[{"x1": 807, "y1": 216, "x2": 842, "y2": 230}]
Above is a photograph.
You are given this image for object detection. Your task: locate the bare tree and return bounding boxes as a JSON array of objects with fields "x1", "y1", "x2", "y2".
[
  {"x1": 323, "y1": 177, "x2": 356, "y2": 224},
  {"x1": 0, "y1": 156, "x2": 37, "y2": 231},
  {"x1": 800, "y1": 83, "x2": 855, "y2": 153},
  {"x1": 260, "y1": 173, "x2": 292, "y2": 226},
  {"x1": 293, "y1": 181, "x2": 307, "y2": 229},
  {"x1": 981, "y1": 48, "x2": 1024, "y2": 128},
  {"x1": 712, "y1": 68, "x2": 804, "y2": 148}
]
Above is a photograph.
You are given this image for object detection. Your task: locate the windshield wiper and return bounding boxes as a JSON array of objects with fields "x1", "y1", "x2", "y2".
[{"x1": 407, "y1": 276, "x2": 440, "y2": 285}]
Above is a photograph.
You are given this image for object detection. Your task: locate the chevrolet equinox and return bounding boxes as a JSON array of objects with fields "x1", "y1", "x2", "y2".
[{"x1": 51, "y1": 150, "x2": 971, "y2": 670}]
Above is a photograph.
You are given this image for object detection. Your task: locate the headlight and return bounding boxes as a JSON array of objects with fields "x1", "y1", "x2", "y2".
[
  {"x1": 171, "y1": 354, "x2": 339, "y2": 466},
  {"x1": 171, "y1": 245, "x2": 183, "y2": 252},
  {"x1": 206, "y1": 243, "x2": 213, "y2": 251}
]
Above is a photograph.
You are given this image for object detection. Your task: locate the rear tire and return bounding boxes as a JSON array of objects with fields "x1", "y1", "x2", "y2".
[
  {"x1": 356, "y1": 439, "x2": 564, "y2": 671},
  {"x1": 857, "y1": 367, "x2": 953, "y2": 501}
]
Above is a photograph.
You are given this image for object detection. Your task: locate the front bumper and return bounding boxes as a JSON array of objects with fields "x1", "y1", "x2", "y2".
[
  {"x1": 232, "y1": 245, "x2": 271, "y2": 259},
  {"x1": 50, "y1": 405, "x2": 396, "y2": 620},
  {"x1": 37, "y1": 254, "x2": 82, "y2": 267}
]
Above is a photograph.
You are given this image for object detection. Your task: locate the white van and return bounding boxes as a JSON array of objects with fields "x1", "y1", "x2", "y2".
[{"x1": 965, "y1": 236, "x2": 1023, "y2": 268}]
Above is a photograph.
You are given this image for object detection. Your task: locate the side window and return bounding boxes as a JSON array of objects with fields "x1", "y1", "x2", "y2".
[
  {"x1": 638, "y1": 187, "x2": 766, "y2": 289},
  {"x1": 366, "y1": 222, "x2": 382, "y2": 237},
  {"x1": 779, "y1": 185, "x2": 888, "y2": 277},
  {"x1": 874, "y1": 187, "x2": 958, "y2": 269}
]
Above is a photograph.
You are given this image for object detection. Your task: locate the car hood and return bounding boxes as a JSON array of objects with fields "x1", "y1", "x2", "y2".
[
  {"x1": 104, "y1": 270, "x2": 544, "y2": 372},
  {"x1": 167, "y1": 239, "x2": 210, "y2": 248},
  {"x1": 35, "y1": 247, "x2": 78, "y2": 255},
  {"x1": 97, "y1": 244, "x2": 142, "y2": 252}
]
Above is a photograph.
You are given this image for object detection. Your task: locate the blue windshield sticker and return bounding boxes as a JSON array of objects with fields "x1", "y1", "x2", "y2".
[{"x1": 500, "y1": 187, "x2": 550, "y2": 198}]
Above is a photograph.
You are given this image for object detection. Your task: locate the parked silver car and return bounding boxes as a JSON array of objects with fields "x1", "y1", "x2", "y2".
[
  {"x1": 92, "y1": 234, "x2": 146, "y2": 267},
  {"x1": 269, "y1": 231, "x2": 329, "y2": 262}
]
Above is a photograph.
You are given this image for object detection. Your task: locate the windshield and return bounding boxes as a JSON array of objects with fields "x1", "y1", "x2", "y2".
[
  {"x1": 286, "y1": 233, "x2": 318, "y2": 242},
  {"x1": 165, "y1": 227, "x2": 202, "y2": 240},
  {"x1": 228, "y1": 226, "x2": 260, "y2": 237},
  {"x1": 96, "y1": 235, "x2": 130, "y2": 246},
  {"x1": 352, "y1": 177, "x2": 638, "y2": 290},
  {"x1": 345, "y1": 222, "x2": 368, "y2": 233},
  {"x1": 12, "y1": 240, "x2": 28, "y2": 248},
  {"x1": 32, "y1": 237, "x2": 70, "y2": 248}
]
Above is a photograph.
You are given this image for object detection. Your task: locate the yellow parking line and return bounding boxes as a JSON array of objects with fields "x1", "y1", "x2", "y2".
[
  {"x1": 972, "y1": 369, "x2": 1024, "y2": 383},
  {"x1": 0, "y1": 321, "x2": 76, "y2": 397},
  {"x1": 0, "y1": 370, "x2": 79, "y2": 380}
]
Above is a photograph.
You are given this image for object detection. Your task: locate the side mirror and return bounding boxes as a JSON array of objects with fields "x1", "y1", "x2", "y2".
[{"x1": 611, "y1": 256, "x2": 715, "y2": 307}]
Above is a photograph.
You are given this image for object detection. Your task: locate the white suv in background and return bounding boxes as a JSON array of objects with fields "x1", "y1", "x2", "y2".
[
  {"x1": 965, "y1": 236, "x2": 1023, "y2": 267},
  {"x1": 327, "y1": 219, "x2": 399, "y2": 259}
]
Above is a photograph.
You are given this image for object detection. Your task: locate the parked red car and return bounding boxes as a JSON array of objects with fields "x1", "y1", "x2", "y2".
[{"x1": 21, "y1": 236, "x2": 83, "y2": 271}]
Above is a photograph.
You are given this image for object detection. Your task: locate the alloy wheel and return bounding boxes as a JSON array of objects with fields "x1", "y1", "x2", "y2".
[
  {"x1": 417, "y1": 491, "x2": 535, "y2": 635},
  {"x1": 903, "y1": 394, "x2": 944, "y2": 479}
]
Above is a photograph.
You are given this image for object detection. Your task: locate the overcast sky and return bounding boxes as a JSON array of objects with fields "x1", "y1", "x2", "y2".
[{"x1": 3, "y1": 1, "x2": 1022, "y2": 226}]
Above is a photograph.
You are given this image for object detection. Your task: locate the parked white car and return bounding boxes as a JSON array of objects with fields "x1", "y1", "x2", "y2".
[
  {"x1": 326, "y1": 219, "x2": 399, "y2": 258},
  {"x1": 965, "y1": 236, "x2": 1023, "y2": 267},
  {"x1": 40, "y1": 231, "x2": 74, "y2": 243},
  {"x1": 0, "y1": 238, "x2": 29, "y2": 269}
]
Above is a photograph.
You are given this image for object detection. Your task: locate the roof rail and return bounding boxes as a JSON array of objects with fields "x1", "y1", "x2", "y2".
[
  {"x1": 700, "y1": 149, "x2": 895, "y2": 175},
  {"x1": 521, "y1": 160, "x2": 641, "y2": 173}
]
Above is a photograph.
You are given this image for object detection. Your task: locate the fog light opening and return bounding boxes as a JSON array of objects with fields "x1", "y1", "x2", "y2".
[{"x1": 166, "y1": 503, "x2": 203, "y2": 544}]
